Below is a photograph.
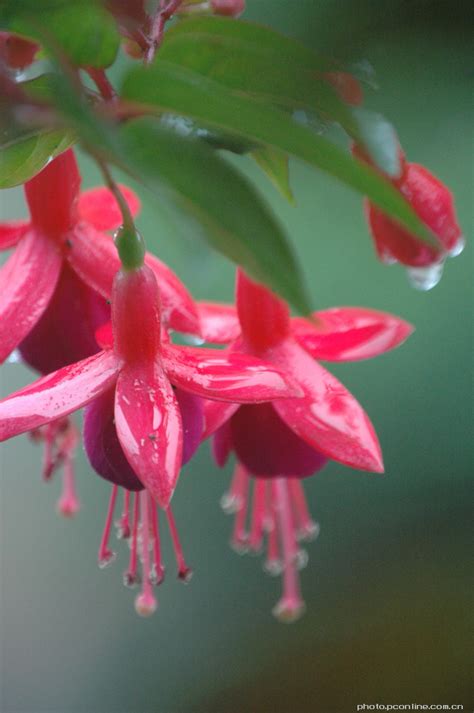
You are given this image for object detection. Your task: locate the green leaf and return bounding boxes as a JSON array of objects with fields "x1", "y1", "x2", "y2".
[
  {"x1": 121, "y1": 62, "x2": 437, "y2": 247},
  {"x1": 1, "y1": 1, "x2": 119, "y2": 68},
  {"x1": 117, "y1": 118, "x2": 312, "y2": 313},
  {"x1": 252, "y1": 148, "x2": 294, "y2": 204},
  {"x1": 160, "y1": 17, "x2": 360, "y2": 139},
  {"x1": 0, "y1": 129, "x2": 75, "y2": 188}
]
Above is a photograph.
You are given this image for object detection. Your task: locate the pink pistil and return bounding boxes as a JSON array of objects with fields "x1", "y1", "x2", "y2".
[
  {"x1": 166, "y1": 506, "x2": 193, "y2": 582},
  {"x1": 134, "y1": 491, "x2": 158, "y2": 617},
  {"x1": 56, "y1": 456, "x2": 80, "y2": 518},
  {"x1": 272, "y1": 478, "x2": 306, "y2": 623},
  {"x1": 288, "y1": 479, "x2": 320, "y2": 542},
  {"x1": 98, "y1": 484, "x2": 118, "y2": 568},
  {"x1": 264, "y1": 484, "x2": 282, "y2": 576}
]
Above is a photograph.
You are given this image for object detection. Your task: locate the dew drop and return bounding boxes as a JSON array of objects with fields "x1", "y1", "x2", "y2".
[
  {"x1": 406, "y1": 260, "x2": 445, "y2": 291},
  {"x1": 447, "y1": 234, "x2": 465, "y2": 258}
]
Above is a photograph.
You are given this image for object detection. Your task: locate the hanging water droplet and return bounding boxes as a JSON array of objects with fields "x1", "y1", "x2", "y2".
[
  {"x1": 406, "y1": 260, "x2": 445, "y2": 291},
  {"x1": 447, "y1": 234, "x2": 465, "y2": 258},
  {"x1": 98, "y1": 550, "x2": 116, "y2": 569}
]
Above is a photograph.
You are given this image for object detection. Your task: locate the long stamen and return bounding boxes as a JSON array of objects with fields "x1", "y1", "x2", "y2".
[
  {"x1": 149, "y1": 493, "x2": 164, "y2": 585},
  {"x1": 264, "y1": 481, "x2": 282, "y2": 576},
  {"x1": 221, "y1": 462, "x2": 247, "y2": 514},
  {"x1": 123, "y1": 492, "x2": 140, "y2": 587},
  {"x1": 56, "y1": 456, "x2": 80, "y2": 518},
  {"x1": 135, "y1": 491, "x2": 157, "y2": 617},
  {"x1": 272, "y1": 478, "x2": 306, "y2": 623},
  {"x1": 98, "y1": 485, "x2": 118, "y2": 568},
  {"x1": 230, "y1": 464, "x2": 249, "y2": 553},
  {"x1": 248, "y1": 478, "x2": 266, "y2": 554},
  {"x1": 116, "y1": 489, "x2": 131, "y2": 540},
  {"x1": 288, "y1": 479, "x2": 320, "y2": 542},
  {"x1": 166, "y1": 507, "x2": 193, "y2": 582},
  {"x1": 42, "y1": 423, "x2": 56, "y2": 480}
]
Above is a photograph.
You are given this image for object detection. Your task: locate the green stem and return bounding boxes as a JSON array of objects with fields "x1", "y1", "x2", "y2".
[{"x1": 97, "y1": 160, "x2": 145, "y2": 270}]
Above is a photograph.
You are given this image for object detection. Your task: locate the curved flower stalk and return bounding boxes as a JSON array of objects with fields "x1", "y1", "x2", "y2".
[
  {"x1": 0, "y1": 264, "x2": 300, "y2": 507},
  {"x1": 353, "y1": 144, "x2": 464, "y2": 289},
  {"x1": 0, "y1": 148, "x2": 199, "y2": 365},
  {"x1": 200, "y1": 269, "x2": 413, "y2": 620}
]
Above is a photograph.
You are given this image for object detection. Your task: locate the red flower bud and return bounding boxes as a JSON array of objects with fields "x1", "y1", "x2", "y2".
[
  {"x1": 0, "y1": 33, "x2": 38, "y2": 70},
  {"x1": 324, "y1": 71, "x2": 363, "y2": 106},
  {"x1": 210, "y1": 0, "x2": 245, "y2": 17}
]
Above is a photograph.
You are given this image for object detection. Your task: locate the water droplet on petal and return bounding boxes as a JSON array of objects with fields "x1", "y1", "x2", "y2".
[
  {"x1": 406, "y1": 259, "x2": 445, "y2": 291},
  {"x1": 447, "y1": 234, "x2": 465, "y2": 258}
]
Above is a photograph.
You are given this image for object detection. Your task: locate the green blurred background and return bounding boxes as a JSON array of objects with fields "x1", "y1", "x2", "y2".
[{"x1": 1, "y1": 1, "x2": 472, "y2": 711}]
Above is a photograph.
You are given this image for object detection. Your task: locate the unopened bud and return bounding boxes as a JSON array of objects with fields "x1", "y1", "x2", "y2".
[{"x1": 211, "y1": 0, "x2": 245, "y2": 17}]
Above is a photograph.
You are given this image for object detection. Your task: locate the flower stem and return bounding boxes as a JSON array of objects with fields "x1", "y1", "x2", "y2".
[{"x1": 97, "y1": 160, "x2": 145, "y2": 270}]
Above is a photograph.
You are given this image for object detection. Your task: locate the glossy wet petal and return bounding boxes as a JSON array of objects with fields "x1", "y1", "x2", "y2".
[
  {"x1": 115, "y1": 362, "x2": 183, "y2": 508},
  {"x1": 162, "y1": 343, "x2": 300, "y2": 402},
  {"x1": 198, "y1": 302, "x2": 240, "y2": 344},
  {"x1": 202, "y1": 399, "x2": 240, "y2": 439},
  {"x1": 271, "y1": 339, "x2": 384, "y2": 472},
  {"x1": 0, "y1": 229, "x2": 62, "y2": 363},
  {"x1": 291, "y1": 307, "x2": 413, "y2": 362},
  {"x1": 78, "y1": 184, "x2": 141, "y2": 231},
  {"x1": 0, "y1": 220, "x2": 29, "y2": 250},
  {"x1": 67, "y1": 223, "x2": 199, "y2": 333},
  {"x1": 0, "y1": 350, "x2": 120, "y2": 441}
]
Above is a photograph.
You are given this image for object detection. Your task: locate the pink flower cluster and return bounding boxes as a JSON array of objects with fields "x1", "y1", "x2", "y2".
[{"x1": 0, "y1": 146, "x2": 461, "y2": 620}]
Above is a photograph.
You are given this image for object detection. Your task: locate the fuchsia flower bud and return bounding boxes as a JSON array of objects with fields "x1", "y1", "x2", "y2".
[
  {"x1": 210, "y1": 0, "x2": 245, "y2": 17},
  {"x1": 323, "y1": 71, "x2": 363, "y2": 106},
  {"x1": 353, "y1": 143, "x2": 464, "y2": 289}
]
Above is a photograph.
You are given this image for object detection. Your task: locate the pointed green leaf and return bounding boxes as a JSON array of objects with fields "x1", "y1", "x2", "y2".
[
  {"x1": 121, "y1": 62, "x2": 437, "y2": 248},
  {"x1": 0, "y1": 129, "x2": 75, "y2": 188},
  {"x1": 252, "y1": 148, "x2": 294, "y2": 204}
]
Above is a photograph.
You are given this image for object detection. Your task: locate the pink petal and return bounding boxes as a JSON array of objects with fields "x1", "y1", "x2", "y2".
[
  {"x1": 0, "y1": 350, "x2": 120, "y2": 441},
  {"x1": 0, "y1": 230, "x2": 62, "y2": 363},
  {"x1": 67, "y1": 223, "x2": 199, "y2": 333},
  {"x1": 77, "y1": 184, "x2": 141, "y2": 231},
  {"x1": 202, "y1": 399, "x2": 240, "y2": 439},
  {"x1": 271, "y1": 339, "x2": 384, "y2": 472},
  {"x1": 0, "y1": 220, "x2": 29, "y2": 250},
  {"x1": 292, "y1": 307, "x2": 413, "y2": 362},
  {"x1": 114, "y1": 362, "x2": 183, "y2": 508},
  {"x1": 198, "y1": 301, "x2": 240, "y2": 344},
  {"x1": 162, "y1": 343, "x2": 300, "y2": 402}
]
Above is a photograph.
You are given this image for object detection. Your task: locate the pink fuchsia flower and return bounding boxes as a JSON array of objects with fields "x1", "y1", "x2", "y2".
[
  {"x1": 0, "y1": 148, "x2": 199, "y2": 365},
  {"x1": 0, "y1": 264, "x2": 299, "y2": 508},
  {"x1": 200, "y1": 269, "x2": 413, "y2": 619},
  {"x1": 353, "y1": 143, "x2": 464, "y2": 289}
]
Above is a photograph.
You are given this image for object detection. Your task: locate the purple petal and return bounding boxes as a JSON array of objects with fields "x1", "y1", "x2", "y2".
[
  {"x1": 175, "y1": 388, "x2": 204, "y2": 465},
  {"x1": 230, "y1": 403, "x2": 328, "y2": 478},
  {"x1": 83, "y1": 388, "x2": 143, "y2": 491},
  {"x1": 19, "y1": 264, "x2": 110, "y2": 375}
]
